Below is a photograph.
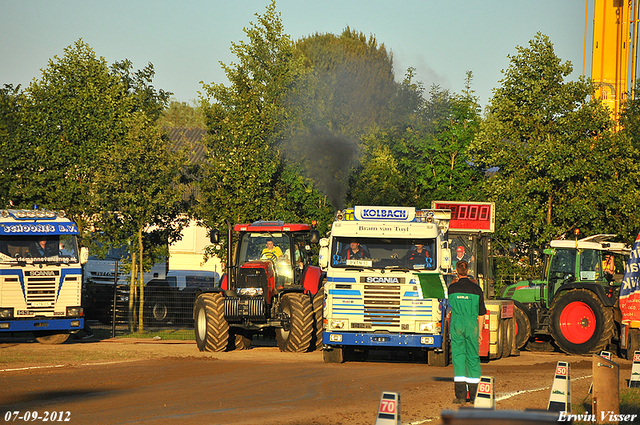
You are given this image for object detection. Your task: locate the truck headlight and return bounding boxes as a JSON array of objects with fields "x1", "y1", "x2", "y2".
[
  {"x1": 0, "y1": 308, "x2": 13, "y2": 319},
  {"x1": 66, "y1": 307, "x2": 83, "y2": 317},
  {"x1": 330, "y1": 319, "x2": 347, "y2": 330},
  {"x1": 329, "y1": 333, "x2": 342, "y2": 342},
  {"x1": 238, "y1": 287, "x2": 264, "y2": 296},
  {"x1": 417, "y1": 321, "x2": 440, "y2": 333}
]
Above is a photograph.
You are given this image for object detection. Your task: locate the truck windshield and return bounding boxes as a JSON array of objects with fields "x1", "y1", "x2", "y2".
[
  {"x1": 331, "y1": 237, "x2": 436, "y2": 270},
  {"x1": 0, "y1": 234, "x2": 79, "y2": 264}
]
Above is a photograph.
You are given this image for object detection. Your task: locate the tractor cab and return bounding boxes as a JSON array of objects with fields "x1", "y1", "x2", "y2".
[
  {"x1": 235, "y1": 229, "x2": 310, "y2": 297},
  {"x1": 501, "y1": 234, "x2": 631, "y2": 355},
  {"x1": 214, "y1": 220, "x2": 320, "y2": 302},
  {"x1": 541, "y1": 235, "x2": 629, "y2": 304},
  {"x1": 503, "y1": 234, "x2": 630, "y2": 307}
]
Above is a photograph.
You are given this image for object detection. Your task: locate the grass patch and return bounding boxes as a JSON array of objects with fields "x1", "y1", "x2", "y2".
[
  {"x1": 573, "y1": 388, "x2": 640, "y2": 424},
  {"x1": 116, "y1": 329, "x2": 195, "y2": 340}
]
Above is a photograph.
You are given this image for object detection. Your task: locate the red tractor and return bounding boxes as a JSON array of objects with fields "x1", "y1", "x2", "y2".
[{"x1": 194, "y1": 220, "x2": 324, "y2": 352}]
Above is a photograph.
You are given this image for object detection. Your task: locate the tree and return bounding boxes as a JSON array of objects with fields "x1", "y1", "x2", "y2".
[
  {"x1": 285, "y1": 28, "x2": 401, "y2": 208},
  {"x1": 4, "y1": 40, "x2": 127, "y2": 236},
  {"x1": 0, "y1": 84, "x2": 23, "y2": 204},
  {"x1": 198, "y1": 0, "x2": 333, "y2": 249},
  {"x1": 1, "y1": 39, "x2": 187, "y2": 330},
  {"x1": 347, "y1": 72, "x2": 482, "y2": 208},
  {"x1": 157, "y1": 100, "x2": 205, "y2": 129},
  {"x1": 93, "y1": 111, "x2": 188, "y2": 331},
  {"x1": 468, "y1": 33, "x2": 627, "y2": 249},
  {"x1": 294, "y1": 28, "x2": 397, "y2": 138}
]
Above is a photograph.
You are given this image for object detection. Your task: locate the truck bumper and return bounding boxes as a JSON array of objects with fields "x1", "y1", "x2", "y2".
[
  {"x1": 0, "y1": 318, "x2": 84, "y2": 332},
  {"x1": 323, "y1": 331, "x2": 442, "y2": 348}
]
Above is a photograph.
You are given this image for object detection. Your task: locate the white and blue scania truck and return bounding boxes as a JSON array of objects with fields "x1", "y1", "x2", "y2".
[
  {"x1": 0, "y1": 208, "x2": 86, "y2": 344},
  {"x1": 319, "y1": 206, "x2": 453, "y2": 364}
]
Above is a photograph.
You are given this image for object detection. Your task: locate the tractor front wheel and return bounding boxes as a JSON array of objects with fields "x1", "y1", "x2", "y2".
[
  {"x1": 514, "y1": 304, "x2": 531, "y2": 350},
  {"x1": 311, "y1": 284, "x2": 325, "y2": 351},
  {"x1": 194, "y1": 293, "x2": 230, "y2": 352},
  {"x1": 231, "y1": 328, "x2": 252, "y2": 350},
  {"x1": 550, "y1": 289, "x2": 614, "y2": 355},
  {"x1": 276, "y1": 293, "x2": 313, "y2": 352}
]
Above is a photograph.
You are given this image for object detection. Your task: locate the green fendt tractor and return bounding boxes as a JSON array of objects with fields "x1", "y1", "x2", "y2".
[{"x1": 500, "y1": 234, "x2": 630, "y2": 355}]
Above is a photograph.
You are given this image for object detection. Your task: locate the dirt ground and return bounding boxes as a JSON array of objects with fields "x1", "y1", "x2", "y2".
[{"x1": 0, "y1": 337, "x2": 634, "y2": 425}]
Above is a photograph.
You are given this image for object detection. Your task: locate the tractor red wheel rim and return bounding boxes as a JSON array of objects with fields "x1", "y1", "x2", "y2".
[{"x1": 559, "y1": 301, "x2": 596, "y2": 344}]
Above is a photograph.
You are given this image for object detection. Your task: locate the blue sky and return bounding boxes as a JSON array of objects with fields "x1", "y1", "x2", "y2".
[{"x1": 1, "y1": 0, "x2": 589, "y2": 108}]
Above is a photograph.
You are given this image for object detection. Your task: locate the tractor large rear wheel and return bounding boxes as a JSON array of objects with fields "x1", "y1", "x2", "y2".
[
  {"x1": 194, "y1": 293, "x2": 230, "y2": 352},
  {"x1": 276, "y1": 293, "x2": 313, "y2": 352},
  {"x1": 312, "y1": 284, "x2": 325, "y2": 351},
  {"x1": 550, "y1": 289, "x2": 614, "y2": 355},
  {"x1": 514, "y1": 304, "x2": 531, "y2": 350}
]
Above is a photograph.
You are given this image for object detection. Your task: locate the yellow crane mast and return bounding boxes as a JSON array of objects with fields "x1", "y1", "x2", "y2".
[{"x1": 587, "y1": 0, "x2": 639, "y2": 128}]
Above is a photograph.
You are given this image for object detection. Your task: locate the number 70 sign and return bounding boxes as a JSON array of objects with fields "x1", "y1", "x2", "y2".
[{"x1": 379, "y1": 400, "x2": 396, "y2": 414}]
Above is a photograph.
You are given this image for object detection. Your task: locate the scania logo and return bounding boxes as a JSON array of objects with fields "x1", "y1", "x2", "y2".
[
  {"x1": 365, "y1": 277, "x2": 400, "y2": 283},
  {"x1": 28, "y1": 270, "x2": 56, "y2": 276}
]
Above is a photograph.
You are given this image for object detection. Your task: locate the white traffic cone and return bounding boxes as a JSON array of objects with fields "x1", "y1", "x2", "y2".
[
  {"x1": 547, "y1": 361, "x2": 571, "y2": 412},
  {"x1": 473, "y1": 376, "x2": 495, "y2": 409},
  {"x1": 630, "y1": 351, "x2": 640, "y2": 388},
  {"x1": 375, "y1": 392, "x2": 400, "y2": 425}
]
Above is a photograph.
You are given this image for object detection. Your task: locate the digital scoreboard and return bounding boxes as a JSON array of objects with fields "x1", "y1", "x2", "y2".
[{"x1": 431, "y1": 201, "x2": 495, "y2": 233}]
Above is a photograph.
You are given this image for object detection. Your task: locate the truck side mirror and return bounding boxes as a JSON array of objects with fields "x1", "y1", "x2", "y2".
[
  {"x1": 210, "y1": 229, "x2": 220, "y2": 244},
  {"x1": 80, "y1": 247, "x2": 89, "y2": 265},
  {"x1": 318, "y1": 238, "x2": 329, "y2": 269},
  {"x1": 440, "y1": 241, "x2": 451, "y2": 271},
  {"x1": 309, "y1": 229, "x2": 320, "y2": 244}
]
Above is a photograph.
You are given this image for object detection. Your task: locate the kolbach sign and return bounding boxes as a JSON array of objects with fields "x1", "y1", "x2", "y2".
[
  {"x1": 354, "y1": 206, "x2": 416, "y2": 222},
  {"x1": 620, "y1": 232, "x2": 640, "y2": 327}
]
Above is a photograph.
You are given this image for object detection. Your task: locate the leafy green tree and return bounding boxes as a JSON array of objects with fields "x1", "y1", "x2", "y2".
[
  {"x1": 0, "y1": 84, "x2": 23, "y2": 204},
  {"x1": 198, "y1": 0, "x2": 333, "y2": 250},
  {"x1": 4, "y1": 40, "x2": 127, "y2": 235},
  {"x1": 347, "y1": 136, "x2": 406, "y2": 205},
  {"x1": 294, "y1": 27, "x2": 397, "y2": 138},
  {"x1": 158, "y1": 100, "x2": 205, "y2": 129},
  {"x1": 1, "y1": 39, "x2": 187, "y2": 329},
  {"x1": 285, "y1": 28, "x2": 403, "y2": 208},
  {"x1": 347, "y1": 72, "x2": 482, "y2": 208},
  {"x1": 468, "y1": 33, "x2": 629, "y2": 249},
  {"x1": 93, "y1": 111, "x2": 188, "y2": 330}
]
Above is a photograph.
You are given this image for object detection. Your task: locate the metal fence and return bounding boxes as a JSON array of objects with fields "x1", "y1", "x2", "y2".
[{"x1": 83, "y1": 282, "x2": 199, "y2": 338}]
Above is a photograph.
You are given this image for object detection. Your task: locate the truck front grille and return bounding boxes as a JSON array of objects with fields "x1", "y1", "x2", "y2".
[
  {"x1": 26, "y1": 274, "x2": 58, "y2": 313},
  {"x1": 363, "y1": 284, "x2": 400, "y2": 328}
]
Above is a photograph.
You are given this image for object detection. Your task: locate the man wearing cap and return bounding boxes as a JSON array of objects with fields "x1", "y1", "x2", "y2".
[{"x1": 453, "y1": 245, "x2": 467, "y2": 265}]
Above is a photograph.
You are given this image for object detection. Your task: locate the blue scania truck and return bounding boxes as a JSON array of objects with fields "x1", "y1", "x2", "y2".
[
  {"x1": 319, "y1": 206, "x2": 453, "y2": 365},
  {"x1": 0, "y1": 208, "x2": 86, "y2": 343}
]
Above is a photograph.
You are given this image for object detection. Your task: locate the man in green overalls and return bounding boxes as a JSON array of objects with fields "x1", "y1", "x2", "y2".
[{"x1": 448, "y1": 260, "x2": 486, "y2": 405}]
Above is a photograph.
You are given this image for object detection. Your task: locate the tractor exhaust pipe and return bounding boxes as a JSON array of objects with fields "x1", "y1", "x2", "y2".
[{"x1": 227, "y1": 220, "x2": 233, "y2": 286}]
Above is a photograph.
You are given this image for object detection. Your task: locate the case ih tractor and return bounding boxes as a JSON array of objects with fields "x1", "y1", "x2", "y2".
[
  {"x1": 500, "y1": 234, "x2": 630, "y2": 355},
  {"x1": 194, "y1": 221, "x2": 324, "y2": 352}
]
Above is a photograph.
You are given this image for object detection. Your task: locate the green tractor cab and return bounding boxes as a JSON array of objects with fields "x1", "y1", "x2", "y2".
[{"x1": 501, "y1": 234, "x2": 630, "y2": 355}]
